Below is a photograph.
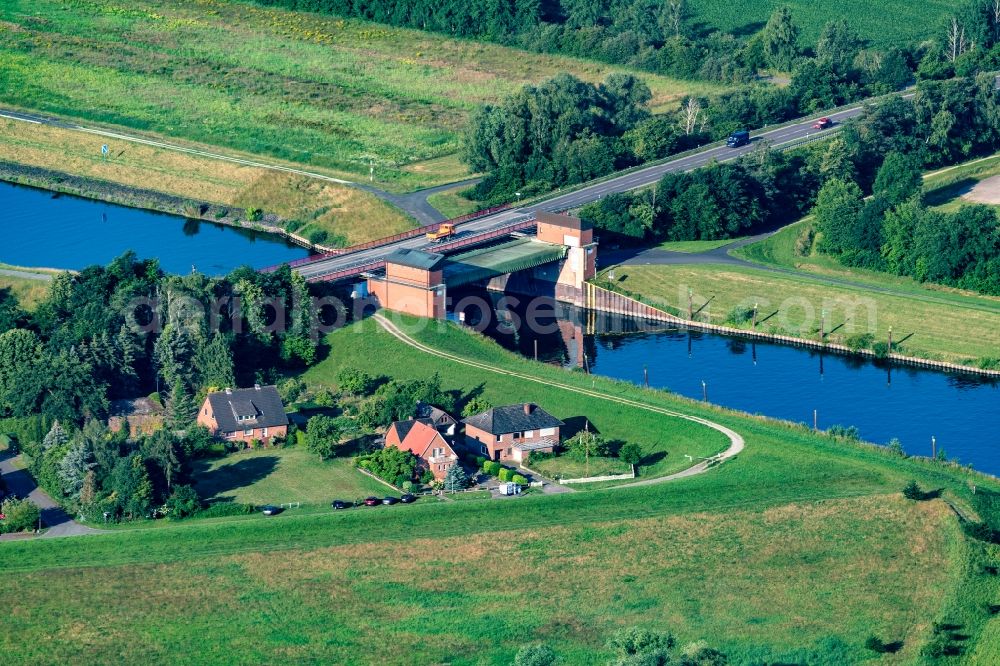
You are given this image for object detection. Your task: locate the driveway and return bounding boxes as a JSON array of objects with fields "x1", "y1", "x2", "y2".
[{"x1": 0, "y1": 451, "x2": 105, "y2": 538}]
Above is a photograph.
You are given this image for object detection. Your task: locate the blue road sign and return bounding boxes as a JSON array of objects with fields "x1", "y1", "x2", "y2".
[{"x1": 101, "y1": 144, "x2": 109, "y2": 156}]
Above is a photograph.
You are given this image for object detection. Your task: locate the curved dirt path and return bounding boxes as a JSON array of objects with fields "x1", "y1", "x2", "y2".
[{"x1": 374, "y1": 315, "x2": 744, "y2": 487}]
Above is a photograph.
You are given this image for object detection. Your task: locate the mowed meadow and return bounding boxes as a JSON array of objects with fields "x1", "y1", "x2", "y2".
[
  {"x1": 0, "y1": 496, "x2": 961, "y2": 664},
  {"x1": 0, "y1": 0, "x2": 722, "y2": 191}
]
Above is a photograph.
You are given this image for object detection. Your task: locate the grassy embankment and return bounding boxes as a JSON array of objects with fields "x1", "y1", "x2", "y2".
[
  {"x1": 1, "y1": 318, "x2": 999, "y2": 663},
  {"x1": 601, "y1": 263, "x2": 1000, "y2": 366},
  {"x1": 426, "y1": 185, "x2": 483, "y2": 219},
  {"x1": 0, "y1": 119, "x2": 412, "y2": 246},
  {"x1": 0, "y1": 0, "x2": 721, "y2": 192},
  {"x1": 0, "y1": 263, "x2": 60, "y2": 309}
]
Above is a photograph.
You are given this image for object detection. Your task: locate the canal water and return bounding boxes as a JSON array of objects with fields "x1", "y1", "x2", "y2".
[
  {"x1": 451, "y1": 289, "x2": 1000, "y2": 476},
  {"x1": 0, "y1": 181, "x2": 309, "y2": 275}
]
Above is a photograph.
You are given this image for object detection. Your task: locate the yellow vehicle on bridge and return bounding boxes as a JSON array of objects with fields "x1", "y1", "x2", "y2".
[{"x1": 426, "y1": 222, "x2": 455, "y2": 241}]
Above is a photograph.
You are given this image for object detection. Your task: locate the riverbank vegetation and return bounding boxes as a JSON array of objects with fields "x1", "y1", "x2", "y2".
[
  {"x1": 0, "y1": 0, "x2": 715, "y2": 191},
  {"x1": 2, "y1": 316, "x2": 1000, "y2": 663},
  {"x1": 0, "y1": 115, "x2": 412, "y2": 246}
]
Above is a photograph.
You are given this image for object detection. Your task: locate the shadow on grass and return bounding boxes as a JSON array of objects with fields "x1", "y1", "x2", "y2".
[{"x1": 193, "y1": 455, "x2": 279, "y2": 501}]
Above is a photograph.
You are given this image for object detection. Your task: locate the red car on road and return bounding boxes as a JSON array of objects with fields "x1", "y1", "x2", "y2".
[{"x1": 812, "y1": 117, "x2": 833, "y2": 130}]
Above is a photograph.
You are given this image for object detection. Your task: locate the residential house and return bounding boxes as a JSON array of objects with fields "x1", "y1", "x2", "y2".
[
  {"x1": 414, "y1": 401, "x2": 458, "y2": 436},
  {"x1": 197, "y1": 385, "x2": 288, "y2": 445},
  {"x1": 384, "y1": 419, "x2": 458, "y2": 481},
  {"x1": 463, "y1": 403, "x2": 563, "y2": 463}
]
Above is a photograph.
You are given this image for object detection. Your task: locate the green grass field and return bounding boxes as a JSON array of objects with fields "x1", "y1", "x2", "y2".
[
  {"x1": 601, "y1": 262, "x2": 1000, "y2": 365},
  {"x1": 0, "y1": 0, "x2": 722, "y2": 191},
  {"x1": 426, "y1": 186, "x2": 482, "y2": 219},
  {"x1": 690, "y1": 0, "x2": 956, "y2": 49},
  {"x1": 657, "y1": 237, "x2": 745, "y2": 253},
  {"x1": 1, "y1": 319, "x2": 999, "y2": 663},
  {"x1": 192, "y1": 446, "x2": 389, "y2": 506}
]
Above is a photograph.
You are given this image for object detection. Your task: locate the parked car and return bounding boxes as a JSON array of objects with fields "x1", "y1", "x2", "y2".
[
  {"x1": 400, "y1": 493, "x2": 416, "y2": 504},
  {"x1": 261, "y1": 505, "x2": 282, "y2": 516},
  {"x1": 363, "y1": 496, "x2": 380, "y2": 507},
  {"x1": 382, "y1": 496, "x2": 400, "y2": 505},
  {"x1": 331, "y1": 500, "x2": 352, "y2": 510},
  {"x1": 812, "y1": 117, "x2": 833, "y2": 130},
  {"x1": 726, "y1": 130, "x2": 750, "y2": 147}
]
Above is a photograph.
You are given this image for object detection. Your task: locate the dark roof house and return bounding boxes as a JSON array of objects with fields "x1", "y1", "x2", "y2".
[
  {"x1": 462, "y1": 403, "x2": 563, "y2": 435},
  {"x1": 415, "y1": 402, "x2": 458, "y2": 435},
  {"x1": 203, "y1": 385, "x2": 289, "y2": 434}
]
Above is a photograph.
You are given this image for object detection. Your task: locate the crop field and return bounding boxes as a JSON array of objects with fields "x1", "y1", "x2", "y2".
[
  {"x1": 0, "y1": 0, "x2": 722, "y2": 191},
  {"x1": 690, "y1": 0, "x2": 959, "y2": 50},
  {"x1": 602, "y1": 263, "x2": 1000, "y2": 365},
  {"x1": 2, "y1": 319, "x2": 999, "y2": 663},
  {"x1": 0, "y1": 118, "x2": 412, "y2": 245}
]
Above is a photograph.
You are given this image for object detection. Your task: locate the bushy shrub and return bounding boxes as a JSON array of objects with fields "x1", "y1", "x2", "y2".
[
  {"x1": 512, "y1": 474, "x2": 528, "y2": 485},
  {"x1": 498, "y1": 467, "x2": 512, "y2": 482},
  {"x1": 902, "y1": 480, "x2": 923, "y2": 500},
  {"x1": 483, "y1": 460, "x2": 501, "y2": 476},
  {"x1": 725, "y1": 305, "x2": 755, "y2": 326},
  {"x1": 336, "y1": 368, "x2": 376, "y2": 396},
  {"x1": 845, "y1": 333, "x2": 874, "y2": 353},
  {"x1": 864, "y1": 636, "x2": 886, "y2": 653},
  {"x1": 872, "y1": 341, "x2": 890, "y2": 359},
  {"x1": 246, "y1": 207, "x2": 263, "y2": 222},
  {"x1": 148, "y1": 392, "x2": 162, "y2": 407},
  {"x1": 165, "y1": 485, "x2": 201, "y2": 519},
  {"x1": 196, "y1": 502, "x2": 256, "y2": 519},
  {"x1": 307, "y1": 229, "x2": 328, "y2": 245},
  {"x1": 827, "y1": 424, "x2": 860, "y2": 441},
  {"x1": 0, "y1": 497, "x2": 40, "y2": 533},
  {"x1": 474, "y1": 456, "x2": 487, "y2": 468}
]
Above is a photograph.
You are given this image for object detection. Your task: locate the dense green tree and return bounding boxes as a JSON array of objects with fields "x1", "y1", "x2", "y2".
[
  {"x1": 356, "y1": 446, "x2": 417, "y2": 486},
  {"x1": 57, "y1": 438, "x2": 94, "y2": 502},
  {"x1": 195, "y1": 333, "x2": 236, "y2": 390},
  {"x1": 816, "y1": 18, "x2": 864, "y2": 73},
  {"x1": 305, "y1": 414, "x2": 348, "y2": 460},
  {"x1": 814, "y1": 178, "x2": 866, "y2": 256},
  {"x1": 443, "y1": 464, "x2": 470, "y2": 491},
  {"x1": 761, "y1": 7, "x2": 800, "y2": 71},
  {"x1": 873, "y1": 152, "x2": 923, "y2": 206}
]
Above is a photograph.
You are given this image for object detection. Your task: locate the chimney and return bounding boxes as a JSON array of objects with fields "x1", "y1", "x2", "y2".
[
  {"x1": 254, "y1": 383, "x2": 261, "y2": 391},
  {"x1": 225, "y1": 387, "x2": 232, "y2": 395},
  {"x1": 523, "y1": 403, "x2": 533, "y2": 415}
]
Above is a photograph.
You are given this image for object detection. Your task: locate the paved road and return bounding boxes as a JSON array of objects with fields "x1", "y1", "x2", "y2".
[
  {"x1": 294, "y1": 101, "x2": 877, "y2": 280},
  {"x1": 0, "y1": 451, "x2": 104, "y2": 538},
  {"x1": 0, "y1": 268, "x2": 56, "y2": 281},
  {"x1": 359, "y1": 177, "x2": 482, "y2": 226}
]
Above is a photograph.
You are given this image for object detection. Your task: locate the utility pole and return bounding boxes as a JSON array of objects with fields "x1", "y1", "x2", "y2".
[
  {"x1": 643, "y1": 365, "x2": 649, "y2": 388},
  {"x1": 887, "y1": 326, "x2": 893, "y2": 354},
  {"x1": 688, "y1": 288, "x2": 693, "y2": 320},
  {"x1": 932, "y1": 435, "x2": 937, "y2": 459},
  {"x1": 752, "y1": 302, "x2": 758, "y2": 330},
  {"x1": 702, "y1": 380, "x2": 708, "y2": 401},
  {"x1": 813, "y1": 409, "x2": 818, "y2": 430}
]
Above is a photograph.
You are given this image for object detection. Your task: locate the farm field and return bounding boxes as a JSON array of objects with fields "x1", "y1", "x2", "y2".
[
  {"x1": 0, "y1": 0, "x2": 723, "y2": 192},
  {"x1": 191, "y1": 446, "x2": 389, "y2": 506},
  {"x1": 0, "y1": 118, "x2": 412, "y2": 245},
  {"x1": 599, "y1": 263, "x2": 1000, "y2": 366},
  {"x1": 689, "y1": 0, "x2": 958, "y2": 49},
  {"x1": 2, "y1": 319, "x2": 999, "y2": 663}
]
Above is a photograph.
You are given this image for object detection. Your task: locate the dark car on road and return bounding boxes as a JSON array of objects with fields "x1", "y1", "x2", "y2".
[
  {"x1": 363, "y1": 496, "x2": 380, "y2": 507},
  {"x1": 726, "y1": 130, "x2": 750, "y2": 147},
  {"x1": 331, "y1": 500, "x2": 352, "y2": 510},
  {"x1": 261, "y1": 505, "x2": 282, "y2": 516},
  {"x1": 382, "y1": 496, "x2": 400, "y2": 505},
  {"x1": 400, "y1": 493, "x2": 417, "y2": 504}
]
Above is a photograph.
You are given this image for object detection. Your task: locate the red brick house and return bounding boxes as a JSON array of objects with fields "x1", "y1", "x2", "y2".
[
  {"x1": 385, "y1": 419, "x2": 458, "y2": 481},
  {"x1": 463, "y1": 403, "x2": 563, "y2": 463},
  {"x1": 197, "y1": 385, "x2": 288, "y2": 445}
]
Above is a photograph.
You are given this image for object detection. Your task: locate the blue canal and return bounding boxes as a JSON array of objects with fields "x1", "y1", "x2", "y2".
[
  {"x1": 0, "y1": 180, "x2": 309, "y2": 275},
  {"x1": 453, "y1": 291, "x2": 1000, "y2": 476}
]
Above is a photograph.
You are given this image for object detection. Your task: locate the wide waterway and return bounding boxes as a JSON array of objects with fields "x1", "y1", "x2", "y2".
[
  {"x1": 451, "y1": 289, "x2": 1000, "y2": 476},
  {"x1": 0, "y1": 180, "x2": 309, "y2": 275}
]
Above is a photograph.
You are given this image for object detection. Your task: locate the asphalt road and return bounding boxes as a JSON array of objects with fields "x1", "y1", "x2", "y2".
[{"x1": 293, "y1": 101, "x2": 871, "y2": 280}]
